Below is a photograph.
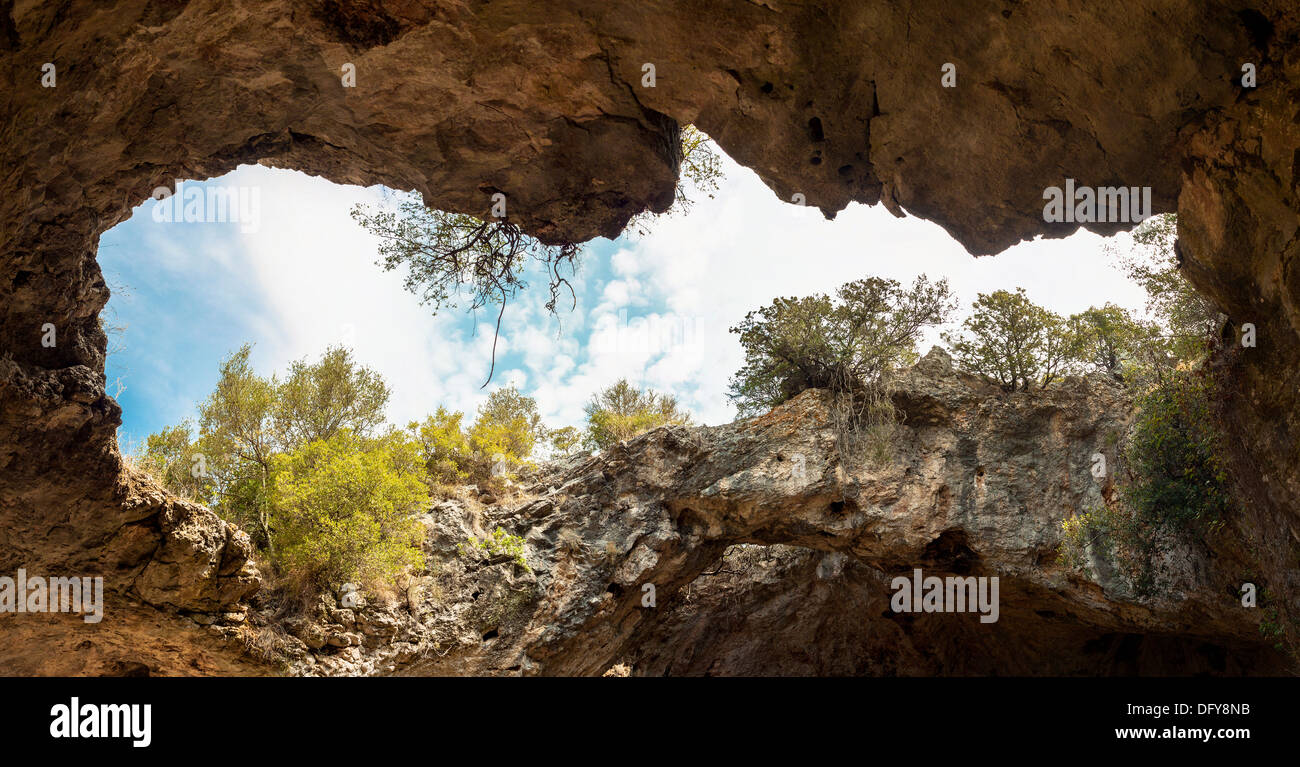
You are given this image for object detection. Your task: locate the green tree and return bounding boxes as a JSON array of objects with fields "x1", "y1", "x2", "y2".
[
  {"x1": 728, "y1": 276, "x2": 954, "y2": 416},
  {"x1": 274, "y1": 345, "x2": 390, "y2": 448},
  {"x1": 196, "y1": 344, "x2": 279, "y2": 547},
  {"x1": 583, "y1": 379, "x2": 692, "y2": 450},
  {"x1": 1067, "y1": 303, "x2": 1156, "y2": 381},
  {"x1": 546, "y1": 425, "x2": 582, "y2": 457},
  {"x1": 945, "y1": 289, "x2": 1076, "y2": 391},
  {"x1": 135, "y1": 421, "x2": 212, "y2": 502},
  {"x1": 469, "y1": 385, "x2": 544, "y2": 463},
  {"x1": 1109, "y1": 213, "x2": 1222, "y2": 365},
  {"x1": 269, "y1": 430, "x2": 427, "y2": 586},
  {"x1": 144, "y1": 344, "x2": 396, "y2": 552},
  {"x1": 407, "y1": 406, "x2": 472, "y2": 485}
]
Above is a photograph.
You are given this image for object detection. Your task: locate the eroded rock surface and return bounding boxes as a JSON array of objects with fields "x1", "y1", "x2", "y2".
[
  {"x1": 235, "y1": 350, "x2": 1289, "y2": 676},
  {"x1": 2, "y1": 1, "x2": 1298, "y2": 673}
]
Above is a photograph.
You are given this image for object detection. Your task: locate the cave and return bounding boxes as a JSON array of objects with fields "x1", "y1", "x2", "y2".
[{"x1": 1, "y1": 1, "x2": 1298, "y2": 678}]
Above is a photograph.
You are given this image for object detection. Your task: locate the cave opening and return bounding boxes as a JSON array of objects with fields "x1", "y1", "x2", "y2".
[
  {"x1": 82, "y1": 144, "x2": 1222, "y2": 679},
  {"x1": 98, "y1": 156, "x2": 1152, "y2": 466}
]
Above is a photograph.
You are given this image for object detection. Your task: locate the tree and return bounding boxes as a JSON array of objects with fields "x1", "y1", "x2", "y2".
[
  {"x1": 583, "y1": 379, "x2": 692, "y2": 450},
  {"x1": 728, "y1": 276, "x2": 954, "y2": 416},
  {"x1": 1109, "y1": 213, "x2": 1222, "y2": 365},
  {"x1": 274, "y1": 345, "x2": 390, "y2": 448},
  {"x1": 268, "y1": 430, "x2": 426, "y2": 587},
  {"x1": 144, "y1": 344, "x2": 396, "y2": 552},
  {"x1": 468, "y1": 385, "x2": 544, "y2": 462},
  {"x1": 546, "y1": 426, "x2": 582, "y2": 457},
  {"x1": 407, "y1": 406, "x2": 472, "y2": 485},
  {"x1": 351, "y1": 125, "x2": 725, "y2": 384},
  {"x1": 196, "y1": 344, "x2": 279, "y2": 547},
  {"x1": 1067, "y1": 303, "x2": 1156, "y2": 380},
  {"x1": 945, "y1": 289, "x2": 1076, "y2": 391},
  {"x1": 135, "y1": 421, "x2": 212, "y2": 503}
]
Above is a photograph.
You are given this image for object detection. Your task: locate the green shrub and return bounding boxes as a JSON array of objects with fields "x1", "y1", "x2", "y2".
[
  {"x1": 583, "y1": 379, "x2": 691, "y2": 451},
  {"x1": 1124, "y1": 370, "x2": 1231, "y2": 532},
  {"x1": 459, "y1": 527, "x2": 530, "y2": 571},
  {"x1": 1060, "y1": 370, "x2": 1232, "y2": 595},
  {"x1": 268, "y1": 431, "x2": 427, "y2": 586},
  {"x1": 133, "y1": 421, "x2": 213, "y2": 503},
  {"x1": 408, "y1": 406, "x2": 473, "y2": 486},
  {"x1": 468, "y1": 386, "x2": 544, "y2": 465},
  {"x1": 547, "y1": 426, "x2": 583, "y2": 457}
]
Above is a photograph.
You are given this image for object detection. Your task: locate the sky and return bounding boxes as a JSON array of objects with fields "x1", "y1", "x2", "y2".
[{"x1": 99, "y1": 145, "x2": 1150, "y2": 449}]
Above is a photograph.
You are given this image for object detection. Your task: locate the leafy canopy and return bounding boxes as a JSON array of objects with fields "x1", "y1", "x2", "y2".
[
  {"x1": 944, "y1": 288, "x2": 1076, "y2": 391},
  {"x1": 269, "y1": 430, "x2": 426, "y2": 586},
  {"x1": 1109, "y1": 213, "x2": 1222, "y2": 366},
  {"x1": 139, "y1": 344, "x2": 402, "y2": 562},
  {"x1": 407, "y1": 406, "x2": 473, "y2": 485},
  {"x1": 583, "y1": 378, "x2": 692, "y2": 450},
  {"x1": 728, "y1": 276, "x2": 954, "y2": 416},
  {"x1": 468, "y1": 385, "x2": 544, "y2": 463},
  {"x1": 274, "y1": 345, "x2": 390, "y2": 447},
  {"x1": 1067, "y1": 303, "x2": 1159, "y2": 381}
]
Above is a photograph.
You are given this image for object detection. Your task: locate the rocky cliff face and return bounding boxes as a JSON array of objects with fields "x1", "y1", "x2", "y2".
[
  {"x1": 1, "y1": 1, "x2": 1298, "y2": 673},
  {"x1": 227, "y1": 350, "x2": 1284, "y2": 677}
]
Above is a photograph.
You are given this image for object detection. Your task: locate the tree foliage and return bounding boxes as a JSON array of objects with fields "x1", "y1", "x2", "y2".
[
  {"x1": 269, "y1": 430, "x2": 426, "y2": 587},
  {"x1": 1109, "y1": 213, "x2": 1222, "y2": 366},
  {"x1": 407, "y1": 406, "x2": 473, "y2": 486},
  {"x1": 547, "y1": 426, "x2": 582, "y2": 457},
  {"x1": 1067, "y1": 304, "x2": 1156, "y2": 380},
  {"x1": 133, "y1": 421, "x2": 211, "y2": 502},
  {"x1": 469, "y1": 385, "x2": 544, "y2": 463},
  {"x1": 944, "y1": 289, "x2": 1077, "y2": 391},
  {"x1": 1124, "y1": 371, "x2": 1231, "y2": 532},
  {"x1": 137, "y1": 344, "x2": 423, "y2": 585},
  {"x1": 274, "y1": 345, "x2": 390, "y2": 447},
  {"x1": 194, "y1": 344, "x2": 279, "y2": 546},
  {"x1": 352, "y1": 199, "x2": 578, "y2": 384},
  {"x1": 1055, "y1": 215, "x2": 1238, "y2": 596},
  {"x1": 583, "y1": 378, "x2": 692, "y2": 450},
  {"x1": 728, "y1": 276, "x2": 954, "y2": 416}
]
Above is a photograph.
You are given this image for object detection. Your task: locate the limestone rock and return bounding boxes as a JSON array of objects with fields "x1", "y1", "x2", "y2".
[{"x1": 2, "y1": 0, "x2": 1298, "y2": 674}]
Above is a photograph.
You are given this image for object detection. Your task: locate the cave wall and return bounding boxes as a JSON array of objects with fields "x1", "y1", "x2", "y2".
[
  {"x1": 622, "y1": 546, "x2": 1280, "y2": 676},
  {"x1": 1, "y1": 0, "x2": 1298, "y2": 672}
]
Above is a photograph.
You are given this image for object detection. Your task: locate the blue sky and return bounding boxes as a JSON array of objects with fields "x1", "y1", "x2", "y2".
[{"x1": 99, "y1": 149, "x2": 1149, "y2": 450}]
